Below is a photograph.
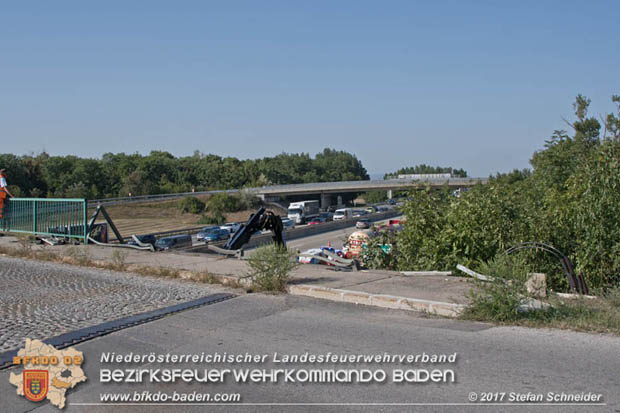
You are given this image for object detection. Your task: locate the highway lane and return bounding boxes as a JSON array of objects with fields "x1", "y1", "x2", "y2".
[
  {"x1": 188, "y1": 204, "x2": 402, "y2": 252},
  {"x1": 285, "y1": 224, "x2": 356, "y2": 251}
]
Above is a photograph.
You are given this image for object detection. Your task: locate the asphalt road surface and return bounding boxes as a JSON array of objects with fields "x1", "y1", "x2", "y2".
[{"x1": 2, "y1": 294, "x2": 618, "y2": 413}]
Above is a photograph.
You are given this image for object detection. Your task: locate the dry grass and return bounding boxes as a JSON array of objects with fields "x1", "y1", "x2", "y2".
[
  {"x1": 94, "y1": 202, "x2": 203, "y2": 240},
  {"x1": 90, "y1": 198, "x2": 262, "y2": 241},
  {"x1": 110, "y1": 249, "x2": 129, "y2": 271}
]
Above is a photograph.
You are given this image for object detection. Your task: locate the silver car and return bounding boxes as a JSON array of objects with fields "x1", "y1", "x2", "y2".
[{"x1": 220, "y1": 222, "x2": 241, "y2": 234}]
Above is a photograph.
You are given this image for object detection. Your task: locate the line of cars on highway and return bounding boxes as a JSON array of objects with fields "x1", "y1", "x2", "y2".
[
  {"x1": 305, "y1": 206, "x2": 391, "y2": 228},
  {"x1": 129, "y1": 203, "x2": 397, "y2": 251},
  {"x1": 128, "y1": 223, "x2": 243, "y2": 251},
  {"x1": 129, "y1": 219, "x2": 298, "y2": 251}
]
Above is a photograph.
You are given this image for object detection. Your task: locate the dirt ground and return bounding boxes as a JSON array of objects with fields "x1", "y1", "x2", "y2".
[{"x1": 91, "y1": 197, "x2": 285, "y2": 239}]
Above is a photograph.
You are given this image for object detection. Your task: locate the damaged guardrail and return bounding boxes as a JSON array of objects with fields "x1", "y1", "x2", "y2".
[{"x1": 297, "y1": 250, "x2": 361, "y2": 271}]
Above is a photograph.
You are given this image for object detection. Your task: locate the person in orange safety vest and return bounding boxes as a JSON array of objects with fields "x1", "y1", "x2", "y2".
[
  {"x1": 0, "y1": 169, "x2": 13, "y2": 219},
  {"x1": 0, "y1": 169, "x2": 13, "y2": 198}
]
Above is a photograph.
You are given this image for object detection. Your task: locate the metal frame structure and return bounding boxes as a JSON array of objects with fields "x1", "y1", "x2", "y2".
[
  {"x1": 0, "y1": 198, "x2": 89, "y2": 243},
  {"x1": 86, "y1": 204, "x2": 124, "y2": 244}
]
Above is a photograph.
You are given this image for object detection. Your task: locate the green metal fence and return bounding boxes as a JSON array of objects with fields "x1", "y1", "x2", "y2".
[{"x1": 0, "y1": 198, "x2": 88, "y2": 243}]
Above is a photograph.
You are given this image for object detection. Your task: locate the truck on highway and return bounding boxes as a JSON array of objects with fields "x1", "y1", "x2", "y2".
[{"x1": 288, "y1": 200, "x2": 320, "y2": 224}]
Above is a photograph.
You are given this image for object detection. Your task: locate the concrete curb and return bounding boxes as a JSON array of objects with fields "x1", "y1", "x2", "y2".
[
  {"x1": 288, "y1": 284, "x2": 465, "y2": 317},
  {"x1": 401, "y1": 271, "x2": 452, "y2": 276}
]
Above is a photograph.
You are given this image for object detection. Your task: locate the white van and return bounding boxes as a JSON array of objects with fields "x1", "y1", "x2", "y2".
[{"x1": 333, "y1": 208, "x2": 352, "y2": 221}]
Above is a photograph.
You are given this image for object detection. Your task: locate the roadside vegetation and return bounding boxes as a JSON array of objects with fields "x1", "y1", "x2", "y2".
[
  {"x1": 246, "y1": 244, "x2": 299, "y2": 293},
  {"x1": 180, "y1": 191, "x2": 262, "y2": 225},
  {"x1": 460, "y1": 256, "x2": 620, "y2": 334},
  {"x1": 371, "y1": 95, "x2": 620, "y2": 333},
  {"x1": 395, "y1": 95, "x2": 620, "y2": 290},
  {"x1": 465, "y1": 284, "x2": 620, "y2": 335}
]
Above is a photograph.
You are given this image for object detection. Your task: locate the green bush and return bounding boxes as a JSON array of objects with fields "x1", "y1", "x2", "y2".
[
  {"x1": 567, "y1": 140, "x2": 620, "y2": 288},
  {"x1": 206, "y1": 192, "x2": 261, "y2": 214},
  {"x1": 247, "y1": 244, "x2": 299, "y2": 292},
  {"x1": 363, "y1": 228, "x2": 399, "y2": 270},
  {"x1": 178, "y1": 196, "x2": 205, "y2": 214},
  {"x1": 396, "y1": 187, "x2": 451, "y2": 271},
  {"x1": 206, "y1": 193, "x2": 242, "y2": 213},
  {"x1": 198, "y1": 212, "x2": 225, "y2": 225},
  {"x1": 237, "y1": 189, "x2": 261, "y2": 210},
  {"x1": 388, "y1": 95, "x2": 620, "y2": 292}
]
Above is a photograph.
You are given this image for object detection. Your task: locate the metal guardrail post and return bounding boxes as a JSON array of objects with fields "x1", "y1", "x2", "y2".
[
  {"x1": 32, "y1": 200, "x2": 37, "y2": 234},
  {"x1": 83, "y1": 200, "x2": 88, "y2": 244}
]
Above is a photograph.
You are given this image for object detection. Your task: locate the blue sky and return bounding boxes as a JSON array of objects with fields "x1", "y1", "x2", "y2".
[{"x1": 1, "y1": 1, "x2": 618, "y2": 177}]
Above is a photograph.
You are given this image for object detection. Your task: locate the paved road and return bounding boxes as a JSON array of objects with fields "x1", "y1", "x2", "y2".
[
  {"x1": 0, "y1": 257, "x2": 227, "y2": 353},
  {"x1": 2, "y1": 294, "x2": 618, "y2": 412}
]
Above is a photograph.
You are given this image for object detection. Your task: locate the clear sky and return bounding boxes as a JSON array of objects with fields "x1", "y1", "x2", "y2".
[{"x1": 1, "y1": 1, "x2": 618, "y2": 177}]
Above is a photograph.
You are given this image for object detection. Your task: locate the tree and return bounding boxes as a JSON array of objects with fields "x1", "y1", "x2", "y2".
[
  {"x1": 0, "y1": 148, "x2": 370, "y2": 198},
  {"x1": 568, "y1": 140, "x2": 620, "y2": 288},
  {"x1": 603, "y1": 95, "x2": 620, "y2": 141},
  {"x1": 121, "y1": 170, "x2": 154, "y2": 196},
  {"x1": 572, "y1": 94, "x2": 600, "y2": 147},
  {"x1": 384, "y1": 165, "x2": 467, "y2": 179}
]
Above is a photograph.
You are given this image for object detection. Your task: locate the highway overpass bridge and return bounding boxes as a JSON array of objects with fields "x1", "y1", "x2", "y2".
[
  {"x1": 255, "y1": 177, "x2": 488, "y2": 208},
  {"x1": 90, "y1": 177, "x2": 488, "y2": 208}
]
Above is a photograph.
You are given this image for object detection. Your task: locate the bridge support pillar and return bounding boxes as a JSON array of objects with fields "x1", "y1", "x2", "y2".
[
  {"x1": 258, "y1": 194, "x2": 281, "y2": 203},
  {"x1": 337, "y1": 195, "x2": 342, "y2": 206},
  {"x1": 387, "y1": 190, "x2": 393, "y2": 199},
  {"x1": 320, "y1": 193, "x2": 331, "y2": 209}
]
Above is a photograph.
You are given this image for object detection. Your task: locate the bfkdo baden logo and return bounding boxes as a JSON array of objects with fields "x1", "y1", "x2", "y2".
[
  {"x1": 9, "y1": 339, "x2": 87, "y2": 409},
  {"x1": 24, "y1": 370, "x2": 49, "y2": 402}
]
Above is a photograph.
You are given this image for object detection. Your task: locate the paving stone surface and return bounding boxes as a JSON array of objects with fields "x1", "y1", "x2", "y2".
[{"x1": 0, "y1": 256, "x2": 223, "y2": 352}]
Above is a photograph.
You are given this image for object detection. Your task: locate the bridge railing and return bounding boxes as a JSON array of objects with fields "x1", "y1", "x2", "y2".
[{"x1": 0, "y1": 198, "x2": 89, "y2": 242}]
